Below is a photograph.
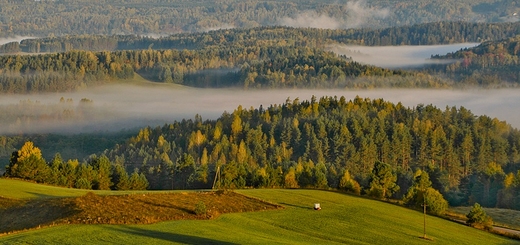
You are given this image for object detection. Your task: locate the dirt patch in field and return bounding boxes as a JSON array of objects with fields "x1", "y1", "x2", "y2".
[{"x1": 0, "y1": 191, "x2": 281, "y2": 235}]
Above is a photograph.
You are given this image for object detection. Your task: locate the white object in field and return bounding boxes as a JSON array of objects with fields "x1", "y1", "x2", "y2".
[{"x1": 314, "y1": 203, "x2": 321, "y2": 210}]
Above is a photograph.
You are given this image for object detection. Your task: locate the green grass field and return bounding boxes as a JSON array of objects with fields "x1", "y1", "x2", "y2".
[
  {"x1": 0, "y1": 179, "x2": 517, "y2": 245},
  {"x1": 0, "y1": 178, "x2": 175, "y2": 199}
]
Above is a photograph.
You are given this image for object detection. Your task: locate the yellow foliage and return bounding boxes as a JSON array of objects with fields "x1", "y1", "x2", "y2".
[
  {"x1": 485, "y1": 162, "x2": 504, "y2": 176},
  {"x1": 504, "y1": 172, "x2": 514, "y2": 188},
  {"x1": 17, "y1": 141, "x2": 42, "y2": 162},
  {"x1": 284, "y1": 168, "x2": 299, "y2": 188}
]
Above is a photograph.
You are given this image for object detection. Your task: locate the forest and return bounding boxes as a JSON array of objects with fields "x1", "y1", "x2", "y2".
[
  {"x1": 427, "y1": 35, "x2": 520, "y2": 85},
  {"x1": 1, "y1": 0, "x2": 520, "y2": 217},
  {"x1": 3, "y1": 22, "x2": 520, "y2": 54},
  {"x1": 5, "y1": 22, "x2": 520, "y2": 93},
  {"x1": 0, "y1": 45, "x2": 427, "y2": 93},
  {"x1": 0, "y1": 0, "x2": 517, "y2": 38},
  {"x1": 5, "y1": 96, "x2": 520, "y2": 211}
]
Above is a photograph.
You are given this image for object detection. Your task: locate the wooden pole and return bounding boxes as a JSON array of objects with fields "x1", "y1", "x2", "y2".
[
  {"x1": 423, "y1": 202, "x2": 427, "y2": 238},
  {"x1": 212, "y1": 166, "x2": 221, "y2": 189},
  {"x1": 422, "y1": 190, "x2": 427, "y2": 239}
]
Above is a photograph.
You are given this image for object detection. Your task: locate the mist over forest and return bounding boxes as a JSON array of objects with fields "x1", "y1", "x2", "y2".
[
  {"x1": 3, "y1": 1, "x2": 520, "y2": 231},
  {"x1": 1, "y1": 85, "x2": 519, "y2": 135},
  {"x1": 0, "y1": 37, "x2": 35, "y2": 46},
  {"x1": 0, "y1": 42, "x2": 517, "y2": 134},
  {"x1": 0, "y1": 0, "x2": 518, "y2": 37},
  {"x1": 329, "y1": 43, "x2": 480, "y2": 68},
  {"x1": 279, "y1": 1, "x2": 391, "y2": 29}
]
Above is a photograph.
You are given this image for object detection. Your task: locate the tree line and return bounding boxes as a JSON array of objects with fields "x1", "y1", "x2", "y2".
[
  {"x1": 427, "y1": 35, "x2": 520, "y2": 86},
  {"x1": 0, "y1": 0, "x2": 511, "y2": 38},
  {"x1": 5, "y1": 96, "x2": 520, "y2": 211},
  {"x1": 94, "y1": 96, "x2": 519, "y2": 210},
  {"x1": 5, "y1": 141, "x2": 148, "y2": 190},
  {"x1": 7, "y1": 96, "x2": 520, "y2": 212},
  {"x1": 4, "y1": 22, "x2": 520, "y2": 55},
  {"x1": 0, "y1": 132, "x2": 132, "y2": 176},
  {"x1": 0, "y1": 45, "x2": 433, "y2": 93},
  {"x1": 4, "y1": 23, "x2": 520, "y2": 93}
]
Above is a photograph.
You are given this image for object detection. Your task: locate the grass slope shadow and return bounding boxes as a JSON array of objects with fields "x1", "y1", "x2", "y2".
[
  {"x1": 106, "y1": 225, "x2": 239, "y2": 245},
  {"x1": 0, "y1": 198, "x2": 80, "y2": 234}
]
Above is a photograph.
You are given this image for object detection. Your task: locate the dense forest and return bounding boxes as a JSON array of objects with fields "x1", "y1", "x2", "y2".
[
  {"x1": 5, "y1": 96, "x2": 520, "y2": 210},
  {"x1": 2, "y1": 0, "x2": 520, "y2": 215},
  {"x1": 3, "y1": 22, "x2": 520, "y2": 54},
  {"x1": 427, "y1": 35, "x2": 520, "y2": 85},
  {"x1": 3, "y1": 22, "x2": 520, "y2": 93},
  {"x1": 0, "y1": 131, "x2": 133, "y2": 170},
  {"x1": 1, "y1": 45, "x2": 436, "y2": 93},
  {"x1": 0, "y1": 0, "x2": 517, "y2": 38},
  {"x1": 5, "y1": 141, "x2": 149, "y2": 190},
  {"x1": 105, "y1": 96, "x2": 520, "y2": 209}
]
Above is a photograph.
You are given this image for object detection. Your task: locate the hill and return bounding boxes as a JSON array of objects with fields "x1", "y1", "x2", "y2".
[
  {"x1": 5, "y1": 96, "x2": 520, "y2": 210},
  {"x1": 96, "y1": 96, "x2": 520, "y2": 210},
  {"x1": 4, "y1": 22, "x2": 520, "y2": 54},
  {"x1": 6, "y1": 23, "x2": 520, "y2": 93},
  {"x1": 427, "y1": 35, "x2": 520, "y2": 86},
  {"x1": 0, "y1": 178, "x2": 281, "y2": 234},
  {"x1": 0, "y1": 186, "x2": 516, "y2": 244},
  {"x1": 0, "y1": 0, "x2": 515, "y2": 38}
]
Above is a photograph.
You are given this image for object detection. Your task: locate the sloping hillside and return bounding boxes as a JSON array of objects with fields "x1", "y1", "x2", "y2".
[{"x1": 0, "y1": 182, "x2": 515, "y2": 244}]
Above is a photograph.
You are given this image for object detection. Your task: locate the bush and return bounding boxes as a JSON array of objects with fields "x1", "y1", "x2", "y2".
[
  {"x1": 339, "y1": 170, "x2": 361, "y2": 195},
  {"x1": 194, "y1": 201, "x2": 207, "y2": 216},
  {"x1": 466, "y1": 203, "x2": 493, "y2": 230},
  {"x1": 367, "y1": 186, "x2": 384, "y2": 198},
  {"x1": 424, "y1": 188, "x2": 448, "y2": 215}
]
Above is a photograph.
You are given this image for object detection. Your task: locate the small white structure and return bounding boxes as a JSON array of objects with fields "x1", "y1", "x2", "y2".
[{"x1": 314, "y1": 203, "x2": 321, "y2": 210}]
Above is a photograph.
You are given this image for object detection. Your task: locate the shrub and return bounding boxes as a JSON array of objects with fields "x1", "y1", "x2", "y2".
[
  {"x1": 339, "y1": 170, "x2": 361, "y2": 195},
  {"x1": 466, "y1": 203, "x2": 493, "y2": 230},
  {"x1": 424, "y1": 188, "x2": 448, "y2": 215},
  {"x1": 194, "y1": 201, "x2": 207, "y2": 216}
]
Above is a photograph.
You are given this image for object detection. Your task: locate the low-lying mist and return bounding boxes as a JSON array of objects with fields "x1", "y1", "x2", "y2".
[
  {"x1": 279, "y1": 1, "x2": 390, "y2": 29},
  {"x1": 0, "y1": 36, "x2": 37, "y2": 46},
  {"x1": 328, "y1": 43, "x2": 479, "y2": 68},
  {"x1": 1, "y1": 83, "x2": 520, "y2": 135}
]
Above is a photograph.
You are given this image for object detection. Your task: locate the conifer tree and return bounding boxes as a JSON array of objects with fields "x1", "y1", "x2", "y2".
[{"x1": 368, "y1": 161, "x2": 400, "y2": 199}]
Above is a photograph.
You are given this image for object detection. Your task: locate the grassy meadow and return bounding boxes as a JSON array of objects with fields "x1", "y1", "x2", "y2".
[
  {"x1": 0, "y1": 178, "x2": 174, "y2": 200},
  {"x1": 0, "y1": 179, "x2": 517, "y2": 245}
]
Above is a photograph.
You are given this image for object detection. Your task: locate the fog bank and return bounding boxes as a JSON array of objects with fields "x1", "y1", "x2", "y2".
[
  {"x1": 1, "y1": 84, "x2": 520, "y2": 134},
  {"x1": 0, "y1": 36, "x2": 37, "y2": 46},
  {"x1": 279, "y1": 1, "x2": 390, "y2": 29},
  {"x1": 329, "y1": 43, "x2": 479, "y2": 68}
]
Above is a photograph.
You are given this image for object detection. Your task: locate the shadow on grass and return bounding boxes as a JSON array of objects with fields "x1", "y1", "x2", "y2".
[
  {"x1": 417, "y1": 236, "x2": 434, "y2": 241},
  {"x1": 25, "y1": 191, "x2": 60, "y2": 199},
  {"x1": 0, "y1": 198, "x2": 80, "y2": 234},
  {"x1": 279, "y1": 202, "x2": 313, "y2": 210},
  {"x1": 107, "y1": 226, "x2": 238, "y2": 244}
]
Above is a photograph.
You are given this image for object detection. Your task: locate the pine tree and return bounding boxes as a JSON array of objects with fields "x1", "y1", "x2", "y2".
[
  {"x1": 114, "y1": 164, "x2": 130, "y2": 190},
  {"x1": 368, "y1": 161, "x2": 400, "y2": 199},
  {"x1": 5, "y1": 141, "x2": 49, "y2": 182}
]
